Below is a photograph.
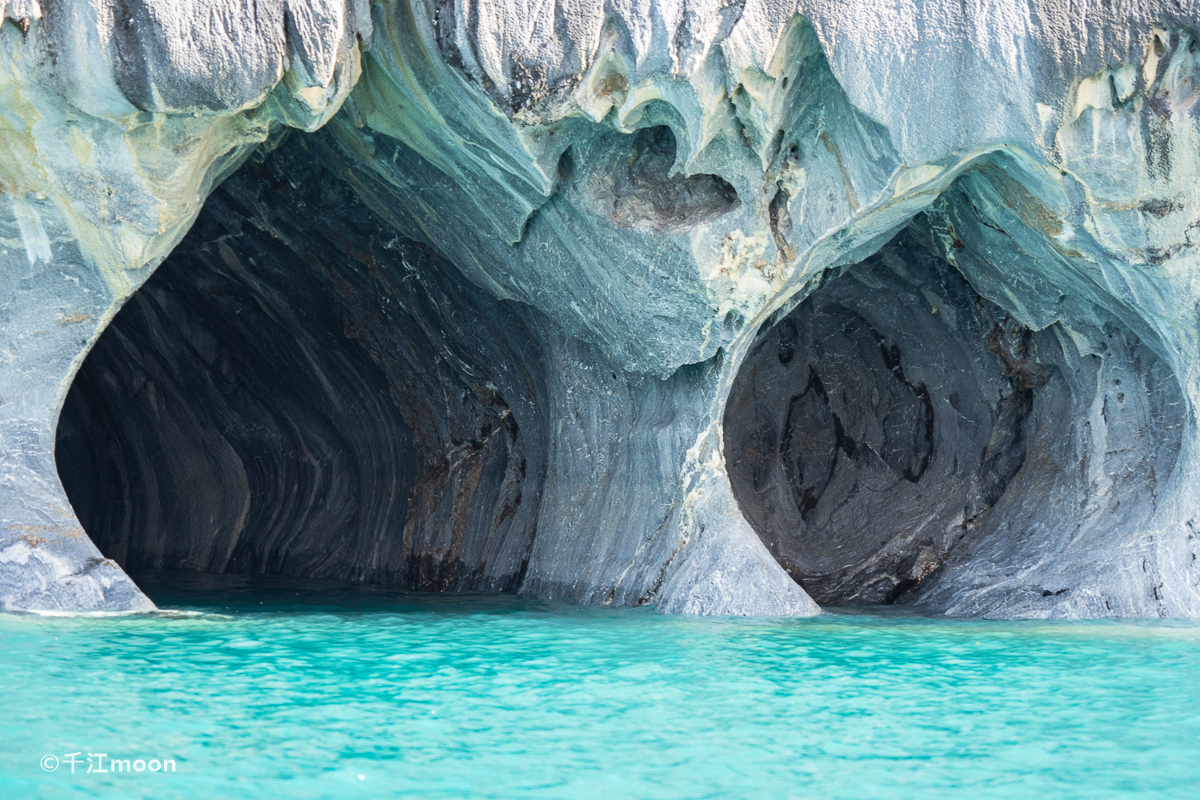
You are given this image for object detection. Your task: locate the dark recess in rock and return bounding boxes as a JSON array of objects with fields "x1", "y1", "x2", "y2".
[
  {"x1": 57, "y1": 133, "x2": 547, "y2": 592},
  {"x1": 724, "y1": 222, "x2": 1185, "y2": 607},
  {"x1": 605, "y1": 126, "x2": 740, "y2": 232}
]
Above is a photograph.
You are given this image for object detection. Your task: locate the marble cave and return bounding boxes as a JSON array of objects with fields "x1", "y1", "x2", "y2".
[{"x1": 3, "y1": 0, "x2": 1200, "y2": 621}]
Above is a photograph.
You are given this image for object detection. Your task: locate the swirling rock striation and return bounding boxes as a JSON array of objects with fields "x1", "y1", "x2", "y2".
[{"x1": 57, "y1": 138, "x2": 537, "y2": 591}]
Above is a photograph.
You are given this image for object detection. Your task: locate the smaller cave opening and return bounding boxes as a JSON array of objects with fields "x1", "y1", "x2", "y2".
[{"x1": 724, "y1": 217, "x2": 1184, "y2": 608}]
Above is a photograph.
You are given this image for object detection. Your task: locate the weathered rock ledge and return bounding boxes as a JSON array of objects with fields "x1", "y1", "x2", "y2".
[{"x1": 3, "y1": 1, "x2": 1199, "y2": 618}]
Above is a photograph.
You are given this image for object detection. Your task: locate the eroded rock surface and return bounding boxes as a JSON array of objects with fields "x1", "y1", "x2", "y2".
[{"x1": 2, "y1": 1, "x2": 1199, "y2": 617}]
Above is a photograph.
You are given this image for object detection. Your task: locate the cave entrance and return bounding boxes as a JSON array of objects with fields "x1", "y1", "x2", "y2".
[
  {"x1": 54, "y1": 134, "x2": 539, "y2": 597},
  {"x1": 725, "y1": 223, "x2": 1030, "y2": 605},
  {"x1": 53, "y1": 186, "x2": 424, "y2": 589},
  {"x1": 724, "y1": 197, "x2": 1184, "y2": 608}
]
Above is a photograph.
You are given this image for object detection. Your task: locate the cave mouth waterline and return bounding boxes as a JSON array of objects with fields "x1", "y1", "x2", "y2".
[{"x1": 724, "y1": 211, "x2": 1187, "y2": 610}]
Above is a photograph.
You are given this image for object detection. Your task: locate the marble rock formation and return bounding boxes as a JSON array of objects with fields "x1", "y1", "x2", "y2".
[{"x1": 2, "y1": 1, "x2": 1199, "y2": 618}]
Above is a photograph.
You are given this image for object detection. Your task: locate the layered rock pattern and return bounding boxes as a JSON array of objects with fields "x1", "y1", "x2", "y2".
[
  {"x1": 57, "y1": 139, "x2": 535, "y2": 591},
  {"x1": 2, "y1": 1, "x2": 1198, "y2": 617}
]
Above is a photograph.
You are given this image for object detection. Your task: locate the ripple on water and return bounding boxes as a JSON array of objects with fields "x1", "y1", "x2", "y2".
[{"x1": 2, "y1": 572, "x2": 1199, "y2": 799}]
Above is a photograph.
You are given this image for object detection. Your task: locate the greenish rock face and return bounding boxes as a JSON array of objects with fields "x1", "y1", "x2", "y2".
[{"x1": 3, "y1": 1, "x2": 1200, "y2": 618}]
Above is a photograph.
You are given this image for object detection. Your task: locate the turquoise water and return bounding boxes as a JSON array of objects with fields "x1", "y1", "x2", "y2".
[{"x1": 3, "y1": 572, "x2": 1200, "y2": 799}]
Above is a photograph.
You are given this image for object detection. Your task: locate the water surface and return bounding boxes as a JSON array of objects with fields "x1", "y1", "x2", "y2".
[{"x1": 3, "y1": 571, "x2": 1198, "y2": 798}]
